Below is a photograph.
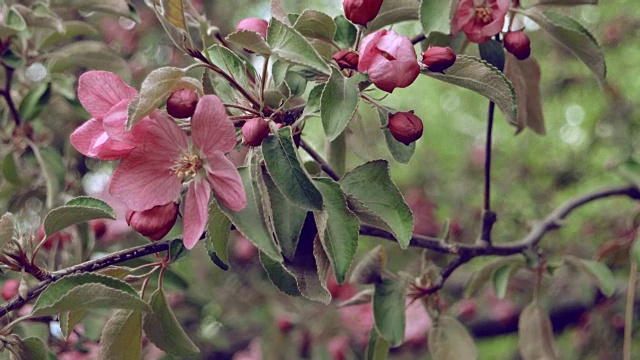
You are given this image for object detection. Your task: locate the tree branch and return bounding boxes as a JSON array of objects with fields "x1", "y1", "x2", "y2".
[
  {"x1": 1, "y1": 64, "x2": 21, "y2": 126},
  {"x1": 299, "y1": 140, "x2": 341, "y2": 181}
]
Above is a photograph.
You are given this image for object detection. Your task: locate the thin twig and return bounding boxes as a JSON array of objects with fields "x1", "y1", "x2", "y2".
[
  {"x1": 223, "y1": 103, "x2": 261, "y2": 115},
  {"x1": 411, "y1": 33, "x2": 426, "y2": 45},
  {"x1": 299, "y1": 140, "x2": 341, "y2": 181},
  {"x1": 1, "y1": 64, "x2": 21, "y2": 125},
  {"x1": 624, "y1": 260, "x2": 637, "y2": 360}
]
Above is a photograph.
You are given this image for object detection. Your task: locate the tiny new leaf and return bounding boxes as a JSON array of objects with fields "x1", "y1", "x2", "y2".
[
  {"x1": 267, "y1": 18, "x2": 331, "y2": 75},
  {"x1": 262, "y1": 127, "x2": 323, "y2": 211},
  {"x1": 321, "y1": 67, "x2": 360, "y2": 141},
  {"x1": 563, "y1": 255, "x2": 615, "y2": 297},
  {"x1": 205, "y1": 200, "x2": 232, "y2": 270},
  {"x1": 127, "y1": 67, "x2": 185, "y2": 129},
  {"x1": 312, "y1": 178, "x2": 360, "y2": 284},
  {"x1": 424, "y1": 55, "x2": 518, "y2": 126},
  {"x1": 373, "y1": 278, "x2": 406, "y2": 347},
  {"x1": 340, "y1": 160, "x2": 413, "y2": 248},
  {"x1": 428, "y1": 315, "x2": 478, "y2": 360},
  {"x1": 143, "y1": 288, "x2": 200, "y2": 356},
  {"x1": 43, "y1": 196, "x2": 115, "y2": 238},
  {"x1": 518, "y1": 302, "x2": 559, "y2": 360},
  {"x1": 0, "y1": 212, "x2": 15, "y2": 250},
  {"x1": 464, "y1": 256, "x2": 525, "y2": 297},
  {"x1": 98, "y1": 310, "x2": 143, "y2": 360},
  {"x1": 492, "y1": 261, "x2": 525, "y2": 299},
  {"x1": 31, "y1": 273, "x2": 149, "y2": 317}
]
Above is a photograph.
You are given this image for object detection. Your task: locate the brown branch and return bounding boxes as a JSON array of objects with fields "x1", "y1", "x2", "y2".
[
  {"x1": 411, "y1": 33, "x2": 426, "y2": 45},
  {"x1": 299, "y1": 140, "x2": 341, "y2": 181},
  {"x1": 1, "y1": 64, "x2": 21, "y2": 125}
]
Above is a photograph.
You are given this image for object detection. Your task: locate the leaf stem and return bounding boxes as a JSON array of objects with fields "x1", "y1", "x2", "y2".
[
  {"x1": 0, "y1": 63, "x2": 21, "y2": 126},
  {"x1": 260, "y1": 55, "x2": 270, "y2": 104},
  {"x1": 624, "y1": 260, "x2": 637, "y2": 360},
  {"x1": 411, "y1": 33, "x2": 426, "y2": 45},
  {"x1": 299, "y1": 139, "x2": 341, "y2": 181},
  {"x1": 223, "y1": 103, "x2": 261, "y2": 115}
]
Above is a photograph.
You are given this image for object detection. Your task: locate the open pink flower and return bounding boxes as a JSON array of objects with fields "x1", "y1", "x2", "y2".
[
  {"x1": 109, "y1": 95, "x2": 247, "y2": 249},
  {"x1": 70, "y1": 71, "x2": 141, "y2": 160},
  {"x1": 358, "y1": 29, "x2": 420, "y2": 93},
  {"x1": 452, "y1": 0, "x2": 510, "y2": 44}
]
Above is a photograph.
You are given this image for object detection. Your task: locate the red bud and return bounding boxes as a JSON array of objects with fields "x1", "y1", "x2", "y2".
[
  {"x1": 2, "y1": 280, "x2": 19, "y2": 301},
  {"x1": 37, "y1": 225, "x2": 72, "y2": 250},
  {"x1": 166, "y1": 89, "x2": 199, "y2": 119},
  {"x1": 126, "y1": 202, "x2": 179, "y2": 240},
  {"x1": 388, "y1": 111, "x2": 423, "y2": 145},
  {"x1": 236, "y1": 18, "x2": 268, "y2": 39},
  {"x1": 421, "y1": 46, "x2": 456, "y2": 73},
  {"x1": 90, "y1": 220, "x2": 107, "y2": 239},
  {"x1": 332, "y1": 50, "x2": 359, "y2": 70},
  {"x1": 343, "y1": 0, "x2": 384, "y2": 26},
  {"x1": 242, "y1": 118, "x2": 270, "y2": 147},
  {"x1": 277, "y1": 317, "x2": 294, "y2": 333},
  {"x1": 503, "y1": 31, "x2": 531, "y2": 60}
]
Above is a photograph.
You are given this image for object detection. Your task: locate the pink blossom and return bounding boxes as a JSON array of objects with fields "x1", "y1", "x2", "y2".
[
  {"x1": 357, "y1": 30, "x2": 420, "y2": 93},
  {"x1": 404, "y1": 299, "x2": 431, "y2": 346},
  {"x1": 451, "y1": 0, "x2": 510, "y2": 44},
  {"x1": 70, "y1": 71, "x2": 144, "y2": 160},
  {"x1": 236, "y1": 18, "x2": 268, "y2": 39},
  {"x1": 109, "y1": 95, "x2": 247, "y2": 249}
]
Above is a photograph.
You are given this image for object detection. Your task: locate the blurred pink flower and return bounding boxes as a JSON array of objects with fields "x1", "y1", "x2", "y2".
[
  {"x1": 328, "y1": 335, "x2": 350, "y2": 360},
  {"x1": 358, "y1": 30, "x2": 420, "y2": 93},
  {"x1": 452, "y1": 0, "x2": 510, "y2": 43},
  {"x1": 404, "y1": 299, "x2": 431, "y2": 346},
  {"x1": 339, "y1": 303, "x2": 374, "y2": 345},
  {"x1": 236, "y1": 18, "x2": 268, "y2": 39},
  {"x1": 70, "y1": 71, "x2": 150, "y2": 160},
  {"x1": 233, "y1": 338, "x2": 262, "y2": 360},
  {"x1": 109, "y1": 95, "x2": 247, "y2": 248}
]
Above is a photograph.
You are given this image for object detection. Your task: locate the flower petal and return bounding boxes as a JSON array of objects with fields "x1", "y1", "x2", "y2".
[
  {"x1": 102, "y1": 99, "x2": 137, "y2": 145},
  {"x1": 205, "y1": 152, "x2": 247, "y2": 211},
  {"x1": 70, "y1": 118, "x2": 133, "y2": 160},
  {"x1": 183, "y1": 179, "x2": 211, "y2": 249},
  {"x1": 135, "y1": 111, "x2": 189, "y2": 155},
  {"x1": 77, "y1": 71, "x2": 137, "y2": 118},
  {"x1": 109, "y1": 147, "x2": 182, "y2": 211},
  {"x1": 358, "y1": 30, "x2": 386, "y2": 72},
  {"x1": 191, "y1": 95, "x2": 237, "y2": 156}
]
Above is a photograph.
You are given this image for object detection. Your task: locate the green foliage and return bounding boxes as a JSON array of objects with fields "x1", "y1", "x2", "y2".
[
  {"x1": 518, "y1": 302, "x2": 559, "y2": 360},
  {"x1": 98, "y1": 310, "x2": 143, "y2": 360},
  {"x1": 0, "y1": 213, "x2": 15, "y2": 250},
  {"x1": 428, "y1": 315, "x2": 478, "y2": 359},
  {"x1": 419, "y1": 0, "x2": 455, "y2": 37},
  {"x1": 267, "y1": 18, "x2": 331, "y2": 75},
  {"x1": 321, "y1": 68, "x2": 360, "y2": 141},
  {"x1": 367, "y1": 0, "x2": 421, "y2": 31},
  {"x1": 373, "y1": 278, "x2": 406, "y2": 347},
  {"x1": 293, "y1": 10, "x2": 336, "y2": 42},
  {"x1": 8, "y1": 337, "x2": 49, "y2": 360},
  {"x1": 365, "y1": 330, "x2": 391, "y2": 360},
  {"x1": 205, "y1": 200, "x2": 232, "y2": 270},
  {"x1": 206, "y1": 45, "x2": 257, "y2": 91},
  {"x1": 563, "y1": 255, "x2": 616, "y2": 297},
  {"x1": 43, "y1": 197, "x2": 115, "y2": 237},
  {"x1": 127, "y1": 67, "x2": 185, "y2": 129}
]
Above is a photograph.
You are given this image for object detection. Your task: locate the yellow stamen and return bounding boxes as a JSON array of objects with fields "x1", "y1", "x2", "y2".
[{"x1": 171, "y1": 154, "x2": 203, "y2": 180}]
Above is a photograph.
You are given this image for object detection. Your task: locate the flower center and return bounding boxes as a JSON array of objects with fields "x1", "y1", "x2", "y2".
[
  {"x1": 380, "y1": 51, "x2": 396, "y2": 61},
  {"x1": 171, "y1": 154, "x2": 203, "y2": 180},
  {"x1": 475, "y1": 5, "x2": 493, "y2": 24}
]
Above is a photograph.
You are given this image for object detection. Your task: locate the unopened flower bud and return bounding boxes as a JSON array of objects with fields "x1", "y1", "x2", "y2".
[
  {"x1": 2, "y1": 279, "x2": 19, "y2": 301},
  {"x1": 37, "y1": 225, "x2": 72, "y2": 250},
  {"x1": 166, "y1": 89, "x2": 199, "y2": 119},
  {"x1": 242, "y1": 118, "x2": 270, "y2": 147},
  {"x1": 332, "y1": 50, "x2": 359, "y2": 70},
  {"x1": 388, "y1": 111, "x2": 423, "y2": 145},
  {"x1": 343, "y1": 0, "x2": 384, "y2": 27},
  {"x1": 126, "y1": 202, "x2": 179, "y2": 241},
  {"x1": 503, "y1": 31, "x2": 531, "y2": 60},
  {"x1": 90, "y1": 220, "x2": 107, "y2": 239},
  {"x1": 277, "y1": 317, "x2": 294, "y2": 333},
  {"x1": 236, "y1": 18, "x2": 268, "y2": 39},
  {"x1": 421, "y1": 46, "x2": 456, "y2": 73}
]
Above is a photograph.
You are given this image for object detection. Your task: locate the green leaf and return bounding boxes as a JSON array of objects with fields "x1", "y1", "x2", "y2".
[
  {"x1": 378, "y1": 109, "x2": 415, "y2": 163},
  {"x1": 98, "y1": 310, "x2": 143, "y2": 360},
  {"x1": 518, "y1": 302, "x2": 559, "y2": 360},
  {"x1": 312, "y1": 178, "x2": 360, "y2": 284},
  {"x1": 618, "y1": 159, "x2": 640, "y2": 187},
  {"x1": 365, "y1": 328, "x2": 391, "y2": 360},
  {"x1": 503, "y1": 54, "x2": 546, "y2": 134},
  {"x1": 350, "y1": 245, "x2": 386, "y2": 285},
  {"x1": 8, "y1": 337, "x2": 48, "y2": 360},
  {"x1": 50, "y1": 0, "x2": 138, "y2": 21},
  {"x1": 260, "y1": 168, "x2": 306, "y2": 260},
  {"x1": 47, "y1": 41, "x2": 131, "y2": 82},
  {"x1": 478, "y1": 39, "x2": 505, "y2": 72},
  {"x1": 206, "y1": 45, "x2": 256, "y2": 91},
  {"x1": 126, "y1": 67, "x2": 184, "y2": 130},
  {"x1": 0, "y1": 7, "x2": 26, "y2": 38},
  {"x1": 293, "y1": 10, "x2": 336, "y2": 42},
  {"x1": 321, "y1": 68, "x2": 360, "y2": 141},
  {"x1": 12, "y1": 4, "x2": 64, "y2": 33},
  {"x1": 143, "y1": 288, "x2": 200, "y2": 356},
  {"x1": 285, "y1": 71, "x2": 307, "y2": 97},
  {"x1": 267, "y1": 18, "x2": 331, "y2": 75},
  {"x1": 168, "y1": 238, "x2": 189, "y2": 263},
  {"x1": 367, "y1": 0, "x2": 421, "y2": 32},
  {"x1": 226, "y1": 30, "x2": 272, "y2": 56},
  {"x1": 0, "y1": 213, "x2": 15, "y2": 250},
  {"x1": 31, "y1": 273, "x2": 149, "y2": 316},
  {"x1": 271, "y1": 0, "x2": 288, "y2": 24},
  {"x1": 424, "y1": 55, "x2": 518, "y2": 125},
  {"x1": 428, "y1": 315, "x2": 478, "y2": 360},
  {"x1": 3, "y1": 153, "x2": 21, "y2": 185},
  {"x1": 43, "y1": 197, "x2": 115, "y2": 238},
  {"x1": 340, "y1": 160, "x2": 413, "y2": 248},
  {"x1": 260, "y1": 251, "x2": 302, "y2": 296},
  {"x1": 29, "y1": 145, "x2": 64, "y2": 209},
  {"x1": 524, "y1": 10, "x2": 606, "y2": 87},
  {"x1": 205, "y1": 200, "x2": 232, "y2": 270},
  {"x1": 333, "y1": 15, "x2": 357, "y2": 48},
  {"x1": 59, "y1": 309, "x2": 87, "y2": 339},
  {"x1": 492, "y1": 261, "x2": 524, "y2": 299},
  {"x1": 215, "y1": 167, "x2": 282, "y2": 262},
  {"x1": 152, "y1": 0, "x2": 191, "y2": 51},
  {"x1": 464, "y1": 256, "x2": 524, "y2": 297},
  {"x1": 262, "y1": 127, "x2": 323, "y2": 211},
  {"x1": 373, "y1": 278, "x2": 406, "y2": 347},
  {"x1": 159, "y1": 0, "x2": 187, "y2": 31},
  {"x1": 536, "y1": 0, "x2": 598, "y2": 6},
  {"x1": 419, "y1": 0, "x2": 455, "y2": 37},
  {"x1": 563, "y1": 255, "x2": 615, "y2": 297},
  {"x1": 39, "y1": 21, "x2": 98, "y2": 49},
  {"x1": 18, "y1": 82, "x2": 52, "y2": 122}
]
